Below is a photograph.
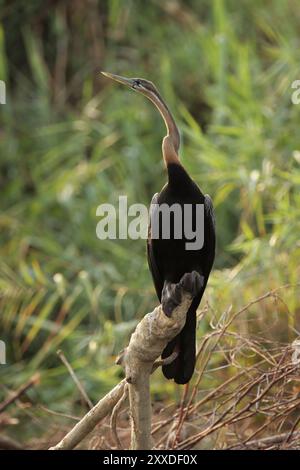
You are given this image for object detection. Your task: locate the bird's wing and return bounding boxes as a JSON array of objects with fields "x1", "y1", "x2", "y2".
[
  {"x1": 204, "y1": 194, "x2": 216, "y2": 231},
  {"x1": 147, "y1": 193, "x2": 164, "y2": 301},
  {"x1": 203, "y1": 194, "x2": 216, "y2": 270}
]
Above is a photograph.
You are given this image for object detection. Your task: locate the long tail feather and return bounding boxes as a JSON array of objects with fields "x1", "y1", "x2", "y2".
[{"x1": 162, "y1": 305, "x2": 196, "y2": 384}]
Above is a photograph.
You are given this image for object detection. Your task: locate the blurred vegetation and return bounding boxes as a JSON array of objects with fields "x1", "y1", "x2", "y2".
[{"x1": 0, "y1": 0, "x2": 299, "y2": 447}]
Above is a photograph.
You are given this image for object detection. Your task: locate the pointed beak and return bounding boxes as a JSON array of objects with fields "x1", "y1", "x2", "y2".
[{"x1": 101, "y1": 71, "x2": 134, "y2": 88}]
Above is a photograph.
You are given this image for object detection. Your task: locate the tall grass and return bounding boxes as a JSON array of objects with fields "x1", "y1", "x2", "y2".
[{"x1": 0, "y1": 0, "x2": 299, "y2": 445}]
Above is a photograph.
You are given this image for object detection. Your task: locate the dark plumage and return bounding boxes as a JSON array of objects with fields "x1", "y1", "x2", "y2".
[{"x1": 147, "y1": 163, "x2": 215, "y2": 384}]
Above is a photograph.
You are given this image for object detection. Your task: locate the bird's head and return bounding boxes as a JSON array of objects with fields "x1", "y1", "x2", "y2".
[
  {"x1": 101, "y1": 71, "x2": 159, "y2": 101},
  {"x1": 101, "y1": 71, "x2": 180, "y2": 156}
]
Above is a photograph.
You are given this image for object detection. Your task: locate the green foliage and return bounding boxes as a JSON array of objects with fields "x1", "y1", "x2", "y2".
[{"x1": 0, "y1": 0, "x2": 299, "y2": 443}]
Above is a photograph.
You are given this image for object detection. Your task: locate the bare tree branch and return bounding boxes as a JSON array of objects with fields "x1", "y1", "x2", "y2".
[
  {"x1": 50, "y1": 271, "x2": 201, "y2": 450},
  {"x1": 49, "y1": 380, "x2": 126, "y2": 450}
]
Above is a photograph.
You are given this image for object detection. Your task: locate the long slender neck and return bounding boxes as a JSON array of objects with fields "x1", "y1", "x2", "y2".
[{"x1": 146, "y1": 90, "x2": 181, "y2": 166}]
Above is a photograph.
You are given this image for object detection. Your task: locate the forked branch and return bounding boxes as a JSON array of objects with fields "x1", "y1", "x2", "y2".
[{"x1": 50, "y1": 271, "x2": 202, "y2": 450}]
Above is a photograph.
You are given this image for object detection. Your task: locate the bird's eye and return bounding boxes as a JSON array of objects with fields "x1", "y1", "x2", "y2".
[{"x1": 133, "y1": 80, "x2": 141, "y2": 89}]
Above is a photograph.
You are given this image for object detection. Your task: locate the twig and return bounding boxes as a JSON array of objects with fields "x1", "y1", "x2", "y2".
[
  {"x1": 231, "y1": 430, "x2": 300, "y2": 449},
  {"x1": 284, "y1": 414, "x2": 300, "y2": 445},
  {"x1": 39, "y1": 405, "x2": 81, "y2": 421},
  {"x1": 110, "y1": 383, "x2": 128, "y2": 449},
  {"x1": 0, "y1": 435, "x2": 24, "y2": 450},
  {"x1": 57, "y1": 350, "x2": 93, "y2": 410},
  {"x1": 176, "y1": 364, "x2": 298, "y2": 449},
  {"x1": 0, "y1": 373, "x2": 40, "y2": 414},
  {"x1": 172, "y1": 383, "x2": 190, "y2": 448}
]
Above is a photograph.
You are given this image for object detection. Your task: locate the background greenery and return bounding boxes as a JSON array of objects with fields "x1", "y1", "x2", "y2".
[{"x1": 0, "y1": 0, "x2": 299, "y2": 446}]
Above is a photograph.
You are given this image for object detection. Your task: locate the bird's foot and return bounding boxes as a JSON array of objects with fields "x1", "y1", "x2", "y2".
[
  {"x1": 161, "y1": 271, "x2": 204, "y2": 318},
  {"x1": 179, "y1": 270, "x2": 204, "y2": 297},
  {"x1": 161, "y1": 281, "x2": 182, "y2": 317}
]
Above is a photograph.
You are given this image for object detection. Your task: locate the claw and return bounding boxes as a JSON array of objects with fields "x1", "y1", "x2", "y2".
[
  {"x1": 161, "y1": 281, "x2": 182, "y2": 317},
  {"x1": 179, "y1": 271, "x2": 204, "y2": 297},
  {"x1": 161, "y1": 271, "x2": 204, "y2": 318}
]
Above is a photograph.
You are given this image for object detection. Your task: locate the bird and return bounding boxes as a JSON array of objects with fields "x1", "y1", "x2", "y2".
[{"x1": 101, "y1": 72, "x2": 216, "y2": 384}]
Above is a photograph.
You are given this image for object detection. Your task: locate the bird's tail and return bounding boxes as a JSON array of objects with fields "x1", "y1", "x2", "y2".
[{"x1": 161, "y1": 303, "x2": 196, "y2": 384}]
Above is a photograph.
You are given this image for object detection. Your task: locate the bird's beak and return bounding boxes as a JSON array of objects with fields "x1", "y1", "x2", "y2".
[{"x1": 101, "y1": 71, "x2": 134, "y2": 88}]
